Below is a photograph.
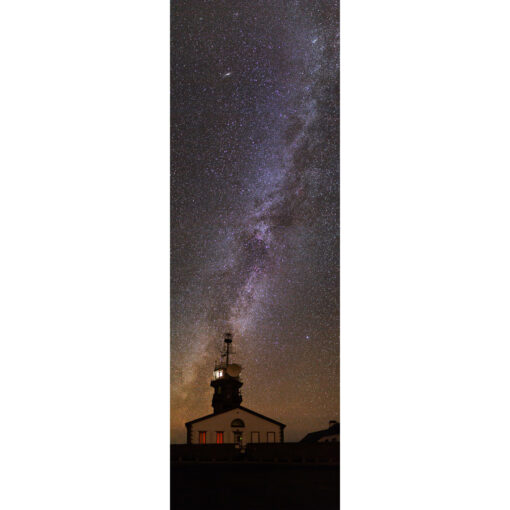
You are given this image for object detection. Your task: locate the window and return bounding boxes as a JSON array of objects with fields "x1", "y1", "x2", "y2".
[
  {"x1": 230, "y1": 419, "x2": 245, "y2": 428},
  {"x1": 251, "y1": 432, "x2": 260, "y2": 443},
  {"x1": 267, "y1": 432, "x2": 275, "y2": 443},
  {"x1": 199, "y1": 431, "x2": 206, "y2": 444},
  {"x1": 216, "y1": 431, "x2": 224, "y2": 444}
]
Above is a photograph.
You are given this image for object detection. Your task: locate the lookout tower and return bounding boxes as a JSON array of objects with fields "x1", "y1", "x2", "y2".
[{"x1": 210, "y1": 333, "x2": 243, "y2": 414}]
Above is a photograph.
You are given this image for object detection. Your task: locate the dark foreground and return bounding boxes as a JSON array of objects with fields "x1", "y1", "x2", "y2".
[{"x1": 171, "y1": 462, "x2": 339, "y2": 510}]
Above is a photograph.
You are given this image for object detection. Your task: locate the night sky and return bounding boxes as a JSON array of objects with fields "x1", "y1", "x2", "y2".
[{"x1": 171, "y1": 0, "x2": 339, "y2": 443}]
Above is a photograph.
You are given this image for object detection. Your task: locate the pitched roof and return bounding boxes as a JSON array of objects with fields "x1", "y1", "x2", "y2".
[
  {"x1": 185, "y1": 406, "x2": 286, "y2": 428},
  {"x1": 300, "y1": 422, "x2": 340, "y2": 443}
]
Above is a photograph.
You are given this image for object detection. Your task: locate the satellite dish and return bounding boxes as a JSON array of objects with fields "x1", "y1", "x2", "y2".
[{"x1": 226, "y1": 364, "x2": 241, "y2": 377}]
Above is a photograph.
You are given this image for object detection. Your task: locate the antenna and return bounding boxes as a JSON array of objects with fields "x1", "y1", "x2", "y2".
[{"x1": 224, "y1": 332, "x2": 232, "y2": 365}]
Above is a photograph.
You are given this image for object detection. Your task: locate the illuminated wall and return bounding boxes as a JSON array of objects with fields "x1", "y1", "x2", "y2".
[{"x1": 187, "y1": 408, "x2": 284, "y2": 445}]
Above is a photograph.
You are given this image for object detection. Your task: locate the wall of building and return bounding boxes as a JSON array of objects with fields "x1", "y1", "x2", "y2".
[
  {"x1": 188, "y1": 408, "x2": 283, "y2": 444},
  {"x1": 171, "y1": 442, "x2": 339, "y2": 464},
  {"x1": 318, "y1": 433, "x2": 339, "y2": 443}
]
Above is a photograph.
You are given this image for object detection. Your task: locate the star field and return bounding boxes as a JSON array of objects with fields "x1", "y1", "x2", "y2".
[{"x1": 171, "y1": 0, "x2": 339, "y2": 442}]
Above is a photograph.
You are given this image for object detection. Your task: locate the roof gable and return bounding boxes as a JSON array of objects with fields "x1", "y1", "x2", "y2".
[
  {"x1": 185, "y1": 406, "x2": 285, "y2": 427},
  {"x1": 300, "y1": 422, "x2": 340, "y2": 442}
]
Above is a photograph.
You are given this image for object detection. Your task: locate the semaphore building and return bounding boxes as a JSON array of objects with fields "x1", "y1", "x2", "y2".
[{"x1": 185, "y1": 333, "x2": 285, "y2": 446}]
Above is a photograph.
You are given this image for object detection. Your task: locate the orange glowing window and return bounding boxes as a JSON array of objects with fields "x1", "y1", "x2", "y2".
[
  {"x1": 216, "y1": 431, "x2": 224, "y2": 444},
  {"x1": 199, "y1": 431, "x2": 206, "y2": 444}
]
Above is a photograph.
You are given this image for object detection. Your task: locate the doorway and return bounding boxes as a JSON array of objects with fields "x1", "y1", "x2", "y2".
[{"x1": 233, "y1": 431, "x2": 243, "y2": 447}]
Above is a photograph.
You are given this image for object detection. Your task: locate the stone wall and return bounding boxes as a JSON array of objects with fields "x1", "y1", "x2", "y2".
[{"x1": 171, "y1": 442, "x2": 339, "y2": 464}]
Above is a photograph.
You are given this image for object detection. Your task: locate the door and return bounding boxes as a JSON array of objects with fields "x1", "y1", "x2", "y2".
[{"x1": 233, "y1": 431, "x2": 243, "y2": 447}]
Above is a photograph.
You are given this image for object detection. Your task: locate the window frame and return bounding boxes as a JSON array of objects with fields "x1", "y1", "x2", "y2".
[
  {"x1": 198, "y1": 431, "x2": 207, "y2": 444},
  {"x1": 216, "y1": 431, "x2": 224, "y2": 444},
  {"x1": 267, "y1": 431, "x2": 275, "y2": 443}
]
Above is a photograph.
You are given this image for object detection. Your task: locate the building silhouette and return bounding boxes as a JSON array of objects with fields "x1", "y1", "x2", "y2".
[
  {"x1": 185, "y1": 333, "x2": 285, "y2": 445},
  {"x1": 300, "y1": 420, "x2": 340, "y2": 443}
]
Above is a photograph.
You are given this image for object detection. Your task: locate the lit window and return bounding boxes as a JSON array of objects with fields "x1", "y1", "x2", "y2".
[
  {"x1": 251, "y1": 432, "x2": 260, "y2": 443},
  {"x1": 199, "y1": 431, "x2": 206, "y2": 444},
  {"x1": 216, "y1": 431, "x2": 224, "y2": 444},
  {"x1": 214, "y1": 369, "x2": 224, "y2": 379},
  {"x1": 267, "y1": 432, "x2": 275, "y2": 443}
]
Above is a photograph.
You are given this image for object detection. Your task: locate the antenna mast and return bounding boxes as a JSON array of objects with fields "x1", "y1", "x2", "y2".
[{"x1": 224, "y1": 332, "x2": 232, "y2": 366}]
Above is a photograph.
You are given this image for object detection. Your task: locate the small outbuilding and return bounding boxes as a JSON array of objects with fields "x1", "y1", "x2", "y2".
[{"x1": 300, "y1": 420, "x2": 340, "y2": 443}]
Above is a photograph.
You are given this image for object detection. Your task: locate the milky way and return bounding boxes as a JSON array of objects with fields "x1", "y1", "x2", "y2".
[{"x1": 171, "y1": 0, "x2": 339, "y2": 442}]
